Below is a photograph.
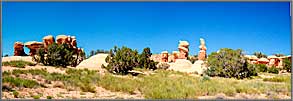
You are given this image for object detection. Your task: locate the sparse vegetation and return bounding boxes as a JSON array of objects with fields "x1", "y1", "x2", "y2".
[
  {"x1": 267, "y1": 66, "x2": 279, "y2": 74},
  {"x1": 2, "y1": 68, "x2": 290, "y2": 99},
  {"x1": 263, "y1": 75, "x2": 290, "y2": 82},
  {"x1": 2, "y1": 60, "x2": 35, "y2": 68},
  {"x1": 253, "y1": 52, "x2": 267, "y2": 58},
  {"x1": 2, "y1": 76, "x2": 40, "y2": 88},
  {"x1": 87, "y1": 49, "x2": 110, "y2": 58},
  {"x1": 206, "y1": 48, "x2": 257, "y2": 79}
]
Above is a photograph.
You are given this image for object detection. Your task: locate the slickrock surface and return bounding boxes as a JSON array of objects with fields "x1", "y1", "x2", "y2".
[{"x1": 76, "y1": 54, "x2": 108, "y2": 71}]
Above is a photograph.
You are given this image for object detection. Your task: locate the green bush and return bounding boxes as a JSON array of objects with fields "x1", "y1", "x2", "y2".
[
  {"x1": 255, "y1": 64, "x2": 268, "y2": 72},
  {"x1": 205, "y1": 48, "x2": 257, "y2": 79},
  {"x1": 33, "y1": 43, "x2": 84, "y2": 67},
  {"x1": 283, "y1": 58, "x2": 291, "y2": 72},
  {"x1": 267, "y1": 67, "x2": 279, "y2": 74},
  {"x1": 104, "y1": 46, "x2": 158, "y2": 75},
  {"x1": 46, "y1": 96, "x2": 53, "y2": 99},
  {"x1": 2, "y1": 60, "x2": 35, "y2": 68}
]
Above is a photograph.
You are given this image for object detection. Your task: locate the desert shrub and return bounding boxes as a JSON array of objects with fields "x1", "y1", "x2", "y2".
[
  {"x1": 33, "y1": 43, "x2": 82, "y2": 67},
  {"x1": 104, "y1": 46, "x2": 158, "y2": 75},
  {"x1": 283, "y1": 58, "x2": 291, "y2": 72},
  {"x1": 2, "y1": 76, "x2": 40, "y2": 88},
  {"x1": 4, "y1": 54, "x2": 9, "y2": 57},
  {"x1": 157, "y1": 62, "x2": 170, "y2": 70},
  {"x1": 33, "y1": 95, "x2": 41, "y2": 99},
  {"x1": 255, "y1": 64, "x2": 268, "y2": 72},
  {"x1": 13, "y1": 90, "x2": 19, "y2": 98},
  {"x1": 205, "y1": 48, "x2": 257, "y2": 79},
  {"x1": 87, "y1": 49, "x2": 110, "y2": 58},
  {"x1": 267, "y1": 66, "x2": 279, "y2": 74},
  {"x1": 46, "y1": 96, "x2": 53, "y2": 99},
  {"x1": 2, "y1": 60, "x2": 35, "y2": 68}
]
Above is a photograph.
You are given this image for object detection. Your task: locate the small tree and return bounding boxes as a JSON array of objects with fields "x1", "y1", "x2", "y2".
[
  {"x1": 205, "y1": 48, "x2": 257, "y2": 79},
  {"x1": 139, "y1": 47, "x2": 158, "y2": 70},
  {"x1": 283, "y1": 58, "x2": 291, "y2": 72}
]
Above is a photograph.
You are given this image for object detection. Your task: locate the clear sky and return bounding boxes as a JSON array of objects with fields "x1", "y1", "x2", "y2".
[{"x1": 2, "y1": 2, "x2": 291, "y2": 56}]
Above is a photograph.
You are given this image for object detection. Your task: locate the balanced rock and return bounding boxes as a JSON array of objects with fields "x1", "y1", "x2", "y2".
[
  {"x1": 14, "y1": 42, "x2": 26, "y2": 56},
  {"x1": 198, "y1": 38, "x2": 207, "y2": 60},
  {"x1": 178, "y1": 41, "x2": 189, "y2": 59}
]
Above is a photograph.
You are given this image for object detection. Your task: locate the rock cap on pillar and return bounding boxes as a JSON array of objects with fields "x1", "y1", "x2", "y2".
[
  {"x1": 178, "y1": 41, "x2": 189, "y2": 47},
  {"x1": 161, "y1": 51, "x2": 168, "y2": 54},
  {"x1": 43, "y1": 35, "x2": 54, "y2": 40}
]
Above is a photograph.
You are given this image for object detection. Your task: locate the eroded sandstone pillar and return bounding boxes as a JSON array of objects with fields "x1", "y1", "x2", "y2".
[{"x1": 14, "y1": 42, "x2": 26, "y2": 56}]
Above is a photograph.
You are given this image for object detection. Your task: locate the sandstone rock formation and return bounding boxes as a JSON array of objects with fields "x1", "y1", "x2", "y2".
[
  {"x1": 14, "y1": 42, "x2": 26, "y2": 56},
  {"x1": 43, "y1": 35, "x2": 55, "y2": 50},
  {"x1": 178, "y1": 41, "x2": 189, "y2": 59},
  {"x1": 168, "y1": 59, "x2": 193, "y2": 73},
  {"x1": 56, "y1": 35, "x2": 69, "y2": 45},
  {"x1": 171, "y1": 51, "x2": 179, "y2": 62},
  {"x1": 24, "y1": 41, "x2": 43, "y2": 56},
  {"x1": 71, "y1": 36, "x2": 77, "y2": 49},
  {"x1": 198, "y1": 38, "x2": 207, "y2": 60},
  {"x1": 76, "y1": 54, "x2": 108, "y2": 72},
  {"x1": 191, "y1": 60, "x2": 207, "y2": 75},
  {"x1": 161, "y1": 51, "x2": 169, "y2": 62}
]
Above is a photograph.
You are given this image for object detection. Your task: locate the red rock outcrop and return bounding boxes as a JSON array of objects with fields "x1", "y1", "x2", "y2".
[
  {"x1": 24, "y1": 41, "x2": 43, "y2": 56},
  {"x1": 161, "y1": 51, "x2": 169, "y2": 62},
  {"x1": 43, "y1": 35, "x2": 55, "y2": 50},
  {"x1": 14, "y1": 42, "x2": 26, "y2": 56}
]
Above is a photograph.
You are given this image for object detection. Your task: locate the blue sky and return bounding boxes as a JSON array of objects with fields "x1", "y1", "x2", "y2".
[{"x1": 2, "y1": 2, "x2": 291, "y2": 56}]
